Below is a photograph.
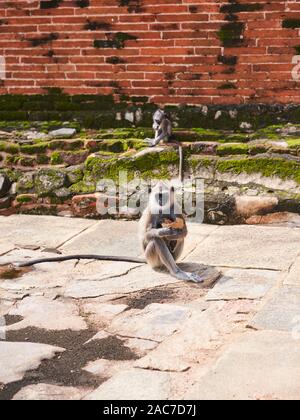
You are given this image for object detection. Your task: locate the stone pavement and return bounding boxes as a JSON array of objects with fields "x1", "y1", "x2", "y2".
[{"x1": 0, "y1": 215, "x2": 299, "y2": 400}]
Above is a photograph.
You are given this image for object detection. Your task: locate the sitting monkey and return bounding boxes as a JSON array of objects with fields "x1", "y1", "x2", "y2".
[
  {"x1": 144, "y1": 109, "x2": 173, "y2": 147},
  {"x1": 139, "y1": 182, "x2": 204, "y2": 283},
  {"x1": 15, "y1": 183, "x2": 203, "y2": 283}
]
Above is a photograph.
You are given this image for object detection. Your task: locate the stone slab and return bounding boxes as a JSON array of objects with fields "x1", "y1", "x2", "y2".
[
  {"x1": 13, "y1": 384, "x2": 89, "y2": 400},
  {"x1": 60, "y1": 220, "x2": 140, "y2": 257},
  {"x1": 188, "y1": 225, "x2": 300, "y2": 270},
  {"x1": 5, "y1": 296, "x2": 87, "y2": 331},
  {"x1": 206, "y1": 269, "x2": 279, "y2": 301},
  {"x1": 0, "y1": 215, "x2": 96, "y2": 249},
  {"x1": 0, "y1": 341, "x2": 64, "y2": 384},
  {"x1": 85, "y1": 368, "x2": 174, "y2": 400},
  {"x1": 109, "y1": 303, "x2": 191, "y2": 342},
  {"x1": 249, "y1": 286, "x2": 300, "y2": 332},
  {"x1": 284, "y1": 257, "x2": 300, "y2": 286},
  {"x1": 64, "y1": 264, "x2": 180, "y2": 299},
  {"x1": 185, "y1": 331, "x2": 300, "y2": 400}
]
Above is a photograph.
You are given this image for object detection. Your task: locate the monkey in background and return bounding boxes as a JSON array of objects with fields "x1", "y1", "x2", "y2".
[
  {"x1": 145, "y1": 109, "x2": 184, "y2": 182},
  {"x1": 144, "y1": 109, "x2": 173, "y2": 147}
]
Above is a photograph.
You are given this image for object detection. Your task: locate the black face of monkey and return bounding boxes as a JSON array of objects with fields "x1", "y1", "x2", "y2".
[
  {"x1": 153, "y1": 110, "x2": 165, "y2": 131},
  {"x1": 151, "y1": 183, "x2": 175, "y2": 216}
]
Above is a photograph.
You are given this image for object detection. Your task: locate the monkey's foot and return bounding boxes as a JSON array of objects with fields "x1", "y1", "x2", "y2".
[
  {"x1": 175, "y1": 270, "x2": 205, "y2": 284},
  {"x1": 144, "y1": 138, "x2": 156, "y2": 147}
]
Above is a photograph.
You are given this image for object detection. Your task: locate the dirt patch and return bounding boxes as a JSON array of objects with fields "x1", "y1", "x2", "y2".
[
  {"x1": 124, "y1": 288, "x2": 176, "y2": 310},
  {"x1": 0, "y1": 265, "x2": 32, "y2": 280},
  {"x1": 0, "y1": 328, "x2": 138, "y2": 400},
  {"x1": 117, "y1": 284, "x2": 207, "y2": 310},
  {"x1": 4, "y1": 315, "x2": 23, "y2": 326}
]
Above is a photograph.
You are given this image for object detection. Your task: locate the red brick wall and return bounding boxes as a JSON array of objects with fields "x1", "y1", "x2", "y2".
[{"x1": 0, "y1": 0, "x2": 300, "y2": 105}]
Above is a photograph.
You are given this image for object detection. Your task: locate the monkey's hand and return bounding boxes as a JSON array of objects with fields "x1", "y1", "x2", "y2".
[
  {"x1": 158, "y1": 227, "x2": 183, "y2": 238},
  {"x1": 175, "y1": 270, "x2": 205, "y2": 284}
]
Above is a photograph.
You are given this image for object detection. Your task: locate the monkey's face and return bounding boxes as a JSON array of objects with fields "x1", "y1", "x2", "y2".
[
  {"x1": 150, "y1": 183, "x2": 175, "y2": 215},
  {"x1": 153, "y1": 110, "x2": 165, "y2": 130}
]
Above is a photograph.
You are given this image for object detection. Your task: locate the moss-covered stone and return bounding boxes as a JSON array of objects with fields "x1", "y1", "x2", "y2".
[
  {"x1": 216, "y1": 157, "x2": 300, "y2": 185},
  {"x1": 50, "y1": 151, "x2": 64, "y2": 165},
  {"x1": 20, "y1": 142, "x2": 48, "y2": 155},
  {"x1": 217, "y1": 143, "x2": 249, "y2": 156},
  {"x1": 0, "y1": 142, "x2": 20, "y2": 154},
  {"x1": 65, "y1": 166, "x2": 84, "y2": 184},
  {"x1": 35, "y1": 169, "x2": 67, "y2": 196},
  {"x1": 48, "y1": 139, "x2": 84, "y2": 151},
  {"x1": 69, "y1": 180, "x2": 96, "y2": 194},
  {"x1": 286, "y1": 139, "x2": 300, "y2": 149},
  {"x1": 37, "y1": 154, "x2": 50, "y2": 165},
  {"x1": 18, "y1": 157, "x2": 36, "y2": 167},
  {"x1": 85, "y1": 149, "x2": 179, "y2": 182},
  {"x1": 16, "y1": 173, "x2": 35, "y2": 193},
  {"x1": 98, "y1": 140, "x2": 128, "y2": 153},
  {"x1": 16, "y1": 194, "x2": 36, "y2": 204},
  {"x1": 189, "y1": 156, "x2": 216, "y2": 172}
]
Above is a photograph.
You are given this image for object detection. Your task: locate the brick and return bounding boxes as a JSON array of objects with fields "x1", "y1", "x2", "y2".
[{"x1": 0, "y1": 1, "x2": 298, "y2": 105}]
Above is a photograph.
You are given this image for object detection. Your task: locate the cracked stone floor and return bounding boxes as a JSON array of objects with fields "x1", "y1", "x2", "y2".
[{"x1": 0, "y1": 215, "x2": 299, "y2": 400}]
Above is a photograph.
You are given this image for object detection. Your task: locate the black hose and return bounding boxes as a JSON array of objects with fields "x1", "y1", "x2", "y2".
[{"x1": 15, "y1": 254, "x2": 146, "y2": 268}]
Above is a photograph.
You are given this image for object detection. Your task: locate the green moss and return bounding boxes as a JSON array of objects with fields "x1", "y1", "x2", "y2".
[
  {"x1": 217, "y1": 143, "x2": 249, "y2": 156},
  {"x1": 5, "y1": 155, "x2": 20, "y2": 165},
  {"x1": 286, "y1": 139, "x2": 300, "y2": 149},
  {"x1": 189, "y1": 156, "x2": 216, "y2": 172},
  {"x1": 191, "y1": 128, "x2": 222, "y2": 141},
  {"x1": 20, "y1": 142, "x2": 48, "y2": 155},
  {"x1": 216, "y1": 157, "x2": 300, "y2": 185},
  {"x1": 16, "y1": 174, "x2": 35, "y2": 193},
  {"x1": 69, "y1": 180, "x2": 96, "y2": 194},
  {"x1": 37, "y1": 154, "x2": 50, "y2": 165},
  {"x1": 65, "y1": 166, "x2": 84, "y2": 184},
  {"x1": 126, "y1": 139, "x2": 147, "y2": 150},
  {"x1": 85, "y1": 149, "x2": 179, "y2": 182},
  {"x1": 0, "y1": 142, "x2": 20, "y2": 154},
  {"x1": 249, "y1": 145, "x2": 270, "y2": 155},
  {"x1": 35, "y1": 169, "x2": 67, "y2": 196},
  {"x1": 51, "y1": 152, "x2": 64, "y2": 165},
  {"x1": 98, "y1": 140, "x2": 128, "y2": 153},
  {"x1": 0, "y1": 168, "x2": 21, "y2": 183},
  {"x1": 16, "y1": 195, "x2": 35, "y2": 203},
  {"x1": 19, "y1": 157, "x2": 36, "y2": 167}
]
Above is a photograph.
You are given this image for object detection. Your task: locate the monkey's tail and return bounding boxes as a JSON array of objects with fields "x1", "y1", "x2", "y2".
[
  {"x1": 14, "y1": 255, "x2": 146, "y2": 268},
  {"x1": 178, "y1": 145, "x2": 184, "y2": 183}
]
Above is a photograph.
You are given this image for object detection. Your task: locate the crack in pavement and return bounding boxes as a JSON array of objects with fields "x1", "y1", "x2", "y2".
[{"x1": 56, "y1": 220, "x2": 102, "y2": 250}]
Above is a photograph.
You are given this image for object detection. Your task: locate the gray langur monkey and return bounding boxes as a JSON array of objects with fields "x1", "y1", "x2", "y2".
[
  {"x1": 145, "y1": 109, "x2": 184, "y2": 182},
  {"x1": 139, "y1": 182, "x2": 204, "y2": 283},
  {"x1": 144, "y1": 109, "x2": 173, "y2": 147},
  {"x1": 14, "y1": 183, "x2": 203, "y2": 283}
]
